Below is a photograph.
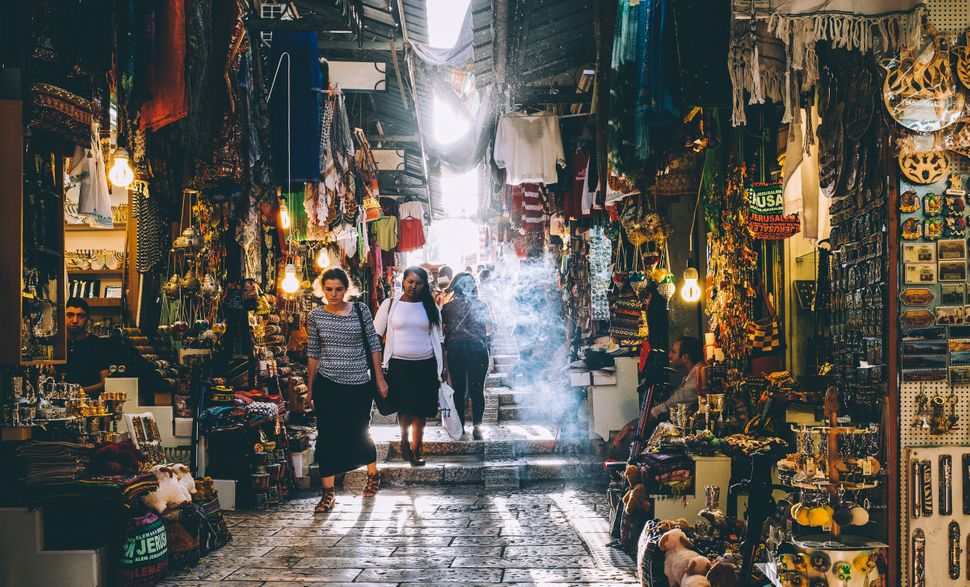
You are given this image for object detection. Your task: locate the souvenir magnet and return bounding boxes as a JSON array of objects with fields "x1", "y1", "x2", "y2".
[
  {"x1": 902, "y1": 218, "x2": 923, "y2": 240},
  {"x1": 941, "y1": 454, "x2": 953, "y2": 515},
  {"x1": 925, "y1": 217, "x2": 945, "y2": 240},
  {"x1": 913, "y1": 528, "x2": 926, "y2": 587},
  {"x1": 950, "y1": 520, "x2": 962, "y2": 579},
  {"x1": 924, "y1": 193, "x2": 943, "y2": 216},
  {"x1": 900, "y1": 190, "x2": 920, "y2": 213},
  {"x1": 900, "y1": 310, "x2": 936, "y2": 329},
  {"x1": 900, "y1": 288, "x2": 935, "y2": 306},
  {"x1": 944, "y1": 216, "x2": 966, "y2": 238},
  {"x1": 945, "y1": 194, "x2": 966, "y2": 215}
]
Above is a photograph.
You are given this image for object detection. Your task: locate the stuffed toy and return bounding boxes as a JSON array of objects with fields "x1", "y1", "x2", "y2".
[
  {"x1": 682, "y1": 574, "x2": 712, "y2": 587},
  {"x1": 659, "y1": 528, "x2": 712, "y2": 587},
  {"x1": 622, "y1": 483, "x2": 649, "y2": 515},
  {"x1": 624, "y1": 463, "x2": 641, "y2": 487},
  {"x1": 143, "y1": 466, "x2": 193, "y2": 513},
  {"x1": 706, "y1": 557, "x2": 739, "y2": 587},
  {"x1": 172, "y1": 464, "x2": 197, "y2": 495}
]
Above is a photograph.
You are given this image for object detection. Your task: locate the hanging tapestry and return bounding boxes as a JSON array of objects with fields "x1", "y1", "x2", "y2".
[{"x1": 746, "y1": 181, "x2": 799, "y2": 239}]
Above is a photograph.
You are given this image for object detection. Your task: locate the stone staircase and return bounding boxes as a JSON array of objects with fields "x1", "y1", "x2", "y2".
[{"x1": 335, "y1": 327, "x2": 605, "y2": 490}]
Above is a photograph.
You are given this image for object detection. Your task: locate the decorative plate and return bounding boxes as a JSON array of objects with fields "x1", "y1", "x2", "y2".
[
  {"x1": 899, "y1": 149, "x2": 950, "y2": 185},
  {"x1": 882, "y1": 40, "x2": 966, "y2": 133},
  {"x1": 900, "y1": 288, "x2": 935, "y2": 306}
]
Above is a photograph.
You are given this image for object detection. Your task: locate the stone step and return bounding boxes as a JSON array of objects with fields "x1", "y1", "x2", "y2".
[
  {"x1": 370, "y1": 424, "x2": 575, "y2": 460},
  {"x1": 485, "y1": 373, "x2": 510, "y2": 388},
  {"x1": 343, "y1": 454, "x2": 606, "y2": 490},
  {"x1": 492, "y1": 354, "x2": 517, "y2": 364}
]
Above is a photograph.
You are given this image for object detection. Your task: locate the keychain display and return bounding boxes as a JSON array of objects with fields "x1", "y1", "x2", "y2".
[
  {"x1": 913, "y1": 528, "x2": 927, "y2": 587},
  {"x1": 949, "y1": 520, "x2": 962, "y2": 579}
]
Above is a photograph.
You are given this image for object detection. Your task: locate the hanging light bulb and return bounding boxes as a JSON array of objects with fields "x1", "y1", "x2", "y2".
[
  {"x1": 680, "y1": 266, "x2": 702, "y2": 303},
  {"x1": 316, "y1": 247, "x2": 330, "y2": 269},
  {"x1": 108, "y1": 148, "x2": 135, "y2": 188},
  {"x1": 281, "y1": 263, "x2": 300, "y2": 294},
  {"x1": 279, "y1": 199, "x2": 291, "y2": 230}
]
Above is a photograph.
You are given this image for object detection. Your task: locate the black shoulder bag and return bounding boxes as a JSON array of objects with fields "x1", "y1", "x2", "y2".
[{"x1": 355, "y1": 302, "x2": 396, "y2": 416}]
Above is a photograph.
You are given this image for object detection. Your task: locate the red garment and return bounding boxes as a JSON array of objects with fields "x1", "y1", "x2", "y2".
[
  {"x1": 141, "y1": 0, "x2": 188, "y2": 131},
  {"x1": 563, "y1": 150, "x2": 590, "y2": 220},
  {"x1": 520, "y1": 183, "x2": 546, "y2": 233},
  {"x1": 509, "y1": 184, "x2": 524, "y2": 226},
  {"x1": 398, "y1": 217, "x2": 426, "y2": 252}
]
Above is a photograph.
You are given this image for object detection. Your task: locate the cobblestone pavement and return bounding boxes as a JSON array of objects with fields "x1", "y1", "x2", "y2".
[{"x1": 160, "y1": 482, "x2": 638, "y2": 586}]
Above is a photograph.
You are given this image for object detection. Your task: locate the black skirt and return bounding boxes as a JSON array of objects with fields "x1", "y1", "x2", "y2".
[
  {"x1": 313, "y1": 374, "x2": 377, "y2": 476},
  {"x1": 387, "y1": 357, "x2": 440, "y2": 418}
]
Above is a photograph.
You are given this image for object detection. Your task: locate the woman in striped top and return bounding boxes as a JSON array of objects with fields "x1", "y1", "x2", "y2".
[{"x1": 306, "y1": 267, "x2": 388, "y2": 513}]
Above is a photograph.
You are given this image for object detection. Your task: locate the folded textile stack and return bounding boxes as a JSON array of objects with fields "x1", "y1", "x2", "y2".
[{"x1": 17, "y1": 441, "x2": 94, "y2": 485}]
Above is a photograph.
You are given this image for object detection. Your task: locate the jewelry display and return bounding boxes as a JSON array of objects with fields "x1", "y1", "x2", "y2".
[
  {"x1": 921, "y1": 459, "x2": 934, "y2": 518},
  {"x1": 949, "y1": 520, "x2": 962, "y2": 579},
  {"x1": 913, "y1": 528, "x2": 926, "y2": 587},
  {"x1": 963, "y1": 454, "x2": 970, "y2": 515},
  {"x1": 941, "y1": 454, "x2": 953, "y2": 516}
]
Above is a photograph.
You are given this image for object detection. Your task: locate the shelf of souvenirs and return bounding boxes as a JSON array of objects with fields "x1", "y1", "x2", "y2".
[
  {"x1": 68, "y1": 269, "x2": 124, "y2": 277},
  {"x1": 65, "y1": 223, "x2": 127, "y2": 232}
]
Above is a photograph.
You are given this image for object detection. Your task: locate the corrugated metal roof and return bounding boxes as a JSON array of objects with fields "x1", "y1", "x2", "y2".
[{"x1": 508, "y1": 0, "x2": 595, "y2": 87}]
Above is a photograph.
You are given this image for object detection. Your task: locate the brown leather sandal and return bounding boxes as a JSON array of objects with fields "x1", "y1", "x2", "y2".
[
  {"x1": 315, "y1": 487, "x2": 336, "y2": 513},
  {"x1": 363, "y1": 472, "x2": 381, "y2": 497}
]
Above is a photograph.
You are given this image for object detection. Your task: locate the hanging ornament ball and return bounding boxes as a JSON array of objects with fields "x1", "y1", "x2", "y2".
[
  {"x1": 658, "y1": 280, "x2": 676, "y2": 302},
  {"x1": 651, "y1": 267, "x2": 670, "y2": 283},
  {"x1": 849, "y1": 506, "x2": 870, "y2": 526}
]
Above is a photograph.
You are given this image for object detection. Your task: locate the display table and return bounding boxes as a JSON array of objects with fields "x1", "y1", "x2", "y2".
[
  {"x1": 114, "y1": 378, "x2": 192, "y2": 448},
  {"x1": 586, "y1": 356, "x2": 640, "y2": 441},
  {"x1": 652, "y1": 454, "x2": 732, "y2": 521}
]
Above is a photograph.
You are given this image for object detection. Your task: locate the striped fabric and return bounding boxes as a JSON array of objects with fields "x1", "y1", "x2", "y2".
[{"x1": 306, "y1": 303, "x2": 383, "y2": 385}]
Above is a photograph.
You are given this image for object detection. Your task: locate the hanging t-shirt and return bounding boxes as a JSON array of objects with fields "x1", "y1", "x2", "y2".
[
  {"x1": 371, "y1": 216, "x2": 398, "y2": 251},
  {"x1": 493, "y1": 112, "x2": 566, "y2": 185}
]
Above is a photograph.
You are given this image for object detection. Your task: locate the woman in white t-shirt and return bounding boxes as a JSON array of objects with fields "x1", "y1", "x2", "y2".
[{"x1": 374, "y1": 267, "x2": 446, "y2": 466}]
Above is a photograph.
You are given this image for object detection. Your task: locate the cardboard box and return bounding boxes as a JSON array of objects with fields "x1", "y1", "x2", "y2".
[
  {"x1": 174, "y1": 417, "x2": 193, "y2": 437},
  {"x1": 212, "y1": 479, "x2": 236, "y2": 511},
  {"x1": 591, "y1": 370, "x2": 618, "y2": 385},
  {"x1": 153, "y1": 392, "x2": 172, "y2": 406},
  {"x1": 568, "y1": 370, "x2": 592, "y2": 387}
]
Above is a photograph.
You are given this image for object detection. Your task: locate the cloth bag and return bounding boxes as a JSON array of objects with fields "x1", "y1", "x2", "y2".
[
  {"x1": 438, "y1": 382, "x2": 463, "y2": 440},
  {"x1": 354, "y1": 303, "x2": 396, "y2": 416}
]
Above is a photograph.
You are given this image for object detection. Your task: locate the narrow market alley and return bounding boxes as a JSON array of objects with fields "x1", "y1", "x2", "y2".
[{"x1": 162, "y1": 483, "x2": 638, "y2": 586}]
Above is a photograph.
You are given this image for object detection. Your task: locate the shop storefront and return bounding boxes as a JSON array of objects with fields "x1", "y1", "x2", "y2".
[{"x1": 0, "y1": 0, "x2": 969, "y2": 586}]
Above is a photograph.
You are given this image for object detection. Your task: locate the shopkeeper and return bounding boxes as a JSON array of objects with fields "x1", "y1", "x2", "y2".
[
  {"x1": 650, "y1": 336, "x2": 704, "y2": 418},
  {"x1": 64, "y1": 297, "x2": 111, "y2": 397}
]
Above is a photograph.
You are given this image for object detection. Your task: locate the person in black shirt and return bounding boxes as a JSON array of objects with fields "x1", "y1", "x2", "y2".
[{"x1": 64, "y1": 297, "x2": 111, "y2": 397}]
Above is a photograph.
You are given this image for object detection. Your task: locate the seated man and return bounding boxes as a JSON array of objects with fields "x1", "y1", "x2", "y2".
[{"x1": 650, "y1": 336, "x2": 704, "y2": 419}]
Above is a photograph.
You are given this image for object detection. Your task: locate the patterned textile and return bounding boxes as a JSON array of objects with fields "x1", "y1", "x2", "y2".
[
  {"x1": 306, "y1": 304, "x2": 382, "y2": 385},
  {"x1": 133, "y1": 181, "x2": 163, "y2": 273}
]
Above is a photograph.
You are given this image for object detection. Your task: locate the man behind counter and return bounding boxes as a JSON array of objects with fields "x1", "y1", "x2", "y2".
[
  {"x1": 64, "y1": 297, "x2": 112, "y2": 398},
  {"x1": 650, "y1": 336, "x2": 704, "y2": 419}
]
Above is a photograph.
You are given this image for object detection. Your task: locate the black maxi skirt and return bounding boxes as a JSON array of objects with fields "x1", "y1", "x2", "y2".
[
  {"x1": 387, "y1": 357, "x2": 440, "y2": 418},
  {"x1": 313, "y1": 374, "x2": 377, "y2": 477}
]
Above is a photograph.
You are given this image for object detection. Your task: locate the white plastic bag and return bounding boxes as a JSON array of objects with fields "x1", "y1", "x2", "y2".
[{"x1": 438, "y1": 382, "x2": 463, "y2": 440}]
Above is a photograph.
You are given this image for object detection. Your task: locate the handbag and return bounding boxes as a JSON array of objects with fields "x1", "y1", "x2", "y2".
[
  {"x1": 745, "y1": 285, "x2": 782, "y2": 354},
  {"x1": 438, "y1": 382, "x2": 463, "y2": 440},
  {"x1": 355, "y1": 302, "x2": 396, "y2": 416}
]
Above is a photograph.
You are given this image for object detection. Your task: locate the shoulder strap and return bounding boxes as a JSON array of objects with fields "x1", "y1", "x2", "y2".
[{"x1": 354, "y1": 303, "x2": 372, "y2": 354}]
